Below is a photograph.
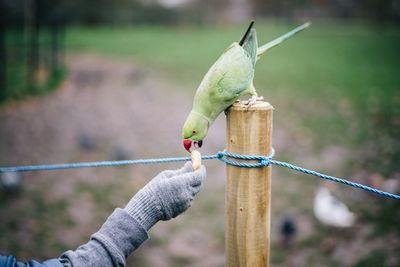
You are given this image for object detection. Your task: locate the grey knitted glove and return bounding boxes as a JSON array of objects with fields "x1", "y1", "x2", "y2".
[{"x1": 124, "y1": 162, "x2": 206, "y2": 230}]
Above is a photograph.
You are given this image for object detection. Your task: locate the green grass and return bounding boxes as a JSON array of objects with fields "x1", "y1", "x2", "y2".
[
  {"x1": 354, "y1": 249, "x2": 387, "y2": 267},
  {"x1": 66, "y1": 22, "x2": 400, "y2": 95}
]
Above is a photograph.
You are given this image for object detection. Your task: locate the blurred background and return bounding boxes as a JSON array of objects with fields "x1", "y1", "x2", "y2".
[{"x1": 0, "y1": 0, "x2": 399, "y2": 266}]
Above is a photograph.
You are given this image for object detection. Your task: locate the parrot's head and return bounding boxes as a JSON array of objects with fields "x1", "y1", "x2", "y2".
[{"x1": 182, "y1": 111, "x2": 209, "y2": 152}]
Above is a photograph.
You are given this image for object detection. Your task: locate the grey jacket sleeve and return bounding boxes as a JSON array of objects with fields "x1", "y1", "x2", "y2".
[
  {"x1": 59, "y1": 208, "x2": 148, "y2": 267},
  {"x1": 0, "y1": 255, "x2": 64, "y2": 267}
]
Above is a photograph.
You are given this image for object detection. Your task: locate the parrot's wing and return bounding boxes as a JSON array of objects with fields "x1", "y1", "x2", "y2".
[
  {"x1": 200, "y1": 44, "x2": 253, "y2": 100},
  {"x1": 241, "y1": 28, "x2": 258, "y2": 67},
  {"x1": 193, "y1": 43, "x2": 254, "y2": 120},
  {"x1": 238, "y1": 21, "x2": 257, "y2": 66}
]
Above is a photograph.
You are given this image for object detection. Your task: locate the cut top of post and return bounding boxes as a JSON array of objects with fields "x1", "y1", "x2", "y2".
[{"x1": 230, "y1": 101, "x2": 274, "y2": 111}]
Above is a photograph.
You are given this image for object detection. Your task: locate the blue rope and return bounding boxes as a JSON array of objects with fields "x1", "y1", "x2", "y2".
[
  {"x1": 0, "y1": 154, "x2": 219, "y2": 173},
  {"x1": 1, "y1": 150, "x2": 399, "y2": 200},
  {"x1": 269, "y1": 160, "x2": 400, "y2": 200}
]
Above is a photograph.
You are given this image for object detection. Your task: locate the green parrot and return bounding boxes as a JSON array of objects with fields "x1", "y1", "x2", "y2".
[{"x1": 182, "y1": 21, "x2": 311, "y2": 152}]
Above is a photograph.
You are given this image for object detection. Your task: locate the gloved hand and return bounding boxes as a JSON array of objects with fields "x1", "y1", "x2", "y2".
[{"x1": 124, "y1": 162, "x2": 206, "y2": 231}]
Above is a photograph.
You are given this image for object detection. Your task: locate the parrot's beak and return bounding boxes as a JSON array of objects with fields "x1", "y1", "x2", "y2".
[
  {"x1": 183, "y1": 140, "x2": 203, "y2": 152},
  {"x1": 183, "y1": 139, "x2": 192, "y2": 152}
]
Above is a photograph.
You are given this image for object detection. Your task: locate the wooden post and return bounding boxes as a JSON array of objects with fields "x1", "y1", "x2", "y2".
[{"x1": 225, "y1": 101, "x2": 273, "y2": 267}]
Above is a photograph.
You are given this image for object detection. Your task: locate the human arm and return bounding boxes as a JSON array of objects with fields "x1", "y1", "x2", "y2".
[
  {"x1": 59, "y1": 162, "x2": 206, "y2": 266},
  {"x1": 0, "y1": 162, "x2": 205, "y2": 267}
]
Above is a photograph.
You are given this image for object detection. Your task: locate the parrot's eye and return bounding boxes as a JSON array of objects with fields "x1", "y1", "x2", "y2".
[{"x1": 192, "y1": 130, "x2": 197, "y2": 134}]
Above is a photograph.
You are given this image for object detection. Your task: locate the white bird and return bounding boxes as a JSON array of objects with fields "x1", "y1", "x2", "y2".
[
  {"x1": 314, "y1": 187, "x2": 355, "y2": 227},
  {"x1": 0, "y1": 172, "x2": 22, "y2": 192}
]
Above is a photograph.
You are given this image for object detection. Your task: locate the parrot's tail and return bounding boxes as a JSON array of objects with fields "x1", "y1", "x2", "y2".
[{"x1": 256, "y1": 22, "x2": 311, "y2": 60}]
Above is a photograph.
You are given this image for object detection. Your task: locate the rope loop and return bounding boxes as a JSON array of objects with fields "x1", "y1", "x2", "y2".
[{"x1": 217, "y1": 148, "x2": 275, "y2": 168}]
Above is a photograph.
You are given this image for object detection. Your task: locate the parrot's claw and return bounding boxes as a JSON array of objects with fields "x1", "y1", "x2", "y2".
[{"x1": 244, "y1": 95, "x2": 264, "y2": 110}]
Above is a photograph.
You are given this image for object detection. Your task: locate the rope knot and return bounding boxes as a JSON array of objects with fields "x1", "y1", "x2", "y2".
[
  {"x1": 216, "y1": 152, "x2": 225, "y2": 159},
  {"x1": 260, "y1": 158, "x2": 270, "y2": 167}
]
